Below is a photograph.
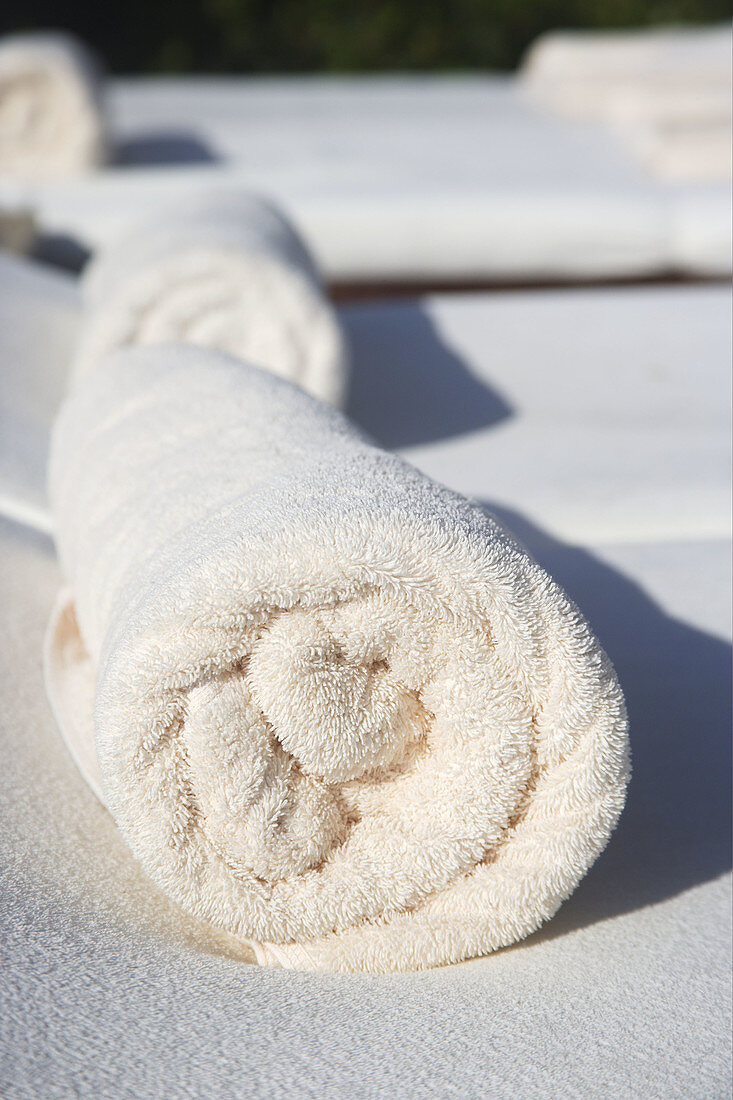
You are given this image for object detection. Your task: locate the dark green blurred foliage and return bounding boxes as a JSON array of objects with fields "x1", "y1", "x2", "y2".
[{"x1": 3, "y1": 0, "x2": 731, "y2": 74}]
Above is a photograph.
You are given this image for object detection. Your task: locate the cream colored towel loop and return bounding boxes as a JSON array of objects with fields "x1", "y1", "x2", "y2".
[
  {"x1": 45, "y1": 342, "x2": 629, "y2": 973},
  {"x1": 73, "y1": 191, "x2": 347, "y2": 405}
]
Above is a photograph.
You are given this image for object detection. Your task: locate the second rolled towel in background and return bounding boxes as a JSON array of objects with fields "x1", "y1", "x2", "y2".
[{"x1": 73, "y1": 191, "x2": 347, "y2": 405}]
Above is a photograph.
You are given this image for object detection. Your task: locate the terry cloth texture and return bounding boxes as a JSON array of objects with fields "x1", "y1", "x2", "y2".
[
  {"x1": 0, "y1": 517, "x2": 729, "y2": 1097},
  {"x1": 0, "y1": 32, "x2": 106, "y2": 177},
  {"x1": 73, "y1": 191, "x2": 347, "y2": 405},
  {"x1": 521, "y1": 23, "x2": 732, "y2": 182},
  {"x1": 45, "y1": 341, "x2": 629, "y2": 973}
]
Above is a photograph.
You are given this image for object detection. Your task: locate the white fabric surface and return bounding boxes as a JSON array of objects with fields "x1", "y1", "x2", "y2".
[
  {"x1": 1, "y1": 255, "x2": 730, "y2": 549},
  {"x1": 45, "y1": 342, "x2": 628, "y2": 972},
  {"x1": 0, "y1": 259, "x2": 729, "y2": 1085},
  {"x1": 0, "y1": 33, "x2": 106, "y2": 177},
  {"x1": 4, "y1": 74, "x2": 730, "y2": 280},
  {"x1": 1, "y1": 518, "x2": 729, "y2": 1095},
  {"x1": 362, "y1": 284, "x2": 732, "y2": 546},
  {"x1": 521, "y1": 24, "x2": 732, "y2": 184}
]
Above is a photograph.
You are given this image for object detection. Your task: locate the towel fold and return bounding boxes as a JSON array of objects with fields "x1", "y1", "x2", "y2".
[
  {"x1": 45, "y1": 341, "x2": 629, "y2": 973},
  {"x1": 521, "y1": 24, "x2": 732, "y2": 181},
  {"x1": 73, "y1": 192, "x2": 347, "y2": 405},
  {"x1": 0, "y1": 33, "x2": 106, "y2": 177}
]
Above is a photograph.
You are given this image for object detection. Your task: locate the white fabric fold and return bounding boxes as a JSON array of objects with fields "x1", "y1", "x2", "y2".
[
  {"x1": 73, "y1": 191, "x2": 347, "y2": 405},
  {"x1": 45, "y1": 341, "x2": 629, "y2": 973},
  {"x1": 0, "y1": 32, "x2": 106, "y2": 177},
  {"x1": 521, "y1": 24, "x2": 732, "y2": 182}
]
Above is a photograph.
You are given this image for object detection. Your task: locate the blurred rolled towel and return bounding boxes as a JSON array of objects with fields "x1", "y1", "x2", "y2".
[
  {"x1": 521, "y1": 24, "x2": 732, "y2": 181},
  {"x1": 45, "y1": 342, "x2": 629, "y2": 973},
  {"x1": 0, "y1": 33, "x2": 106, "y2": 176},
  {"x1": 74, "y1": 192, "x2": 347, "y2": 405}
]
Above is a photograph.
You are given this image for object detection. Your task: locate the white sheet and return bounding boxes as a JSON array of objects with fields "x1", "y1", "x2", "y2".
[
  {"x1": 1, "y1": 517, "x2": 729, "y2": 1095},
  {"x1": 2, "y1": 256, "x2": 729, "y2": 550},
  {"x1": 355, "y1": 284, "x2": 732, "y2": 545},
  {"x1": 4, "y1": 75, "x2": 730, "y2": 280},
  {"x1": 0, "y1": 255, "x2": 729, "y2": 1090}
]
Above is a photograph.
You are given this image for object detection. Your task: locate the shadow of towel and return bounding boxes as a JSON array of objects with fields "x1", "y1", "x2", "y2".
[
  {"x1": 115, "y1": 131, "x2": 220, "y2": 166},
  {"x1": 342, "y1": 300, "x2": 513, "y2": 448},
  {"x1": 32, "y1": 233, "x2": 91, "y2": 275},
  {"x1": 487, "y1": 503, "x2": 732, "y2": 938}
]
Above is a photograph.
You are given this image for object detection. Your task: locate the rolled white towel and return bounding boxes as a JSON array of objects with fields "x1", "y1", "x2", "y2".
[
  {"x1": 521, "y1": 24, "x2": 732, "y2": 119},
  {"x1": 521, "y1": 24, "x2": 732, "y2": 181},
  {"x1": 73, "y1": 192, "x2": 347, "y2": 405},
  {"x1": 45, "y1": 342, "x2": 629, "y2": 973},
  {"x1": 0, "y1": 32, "x2": 106, "y2": 177}
]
